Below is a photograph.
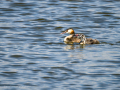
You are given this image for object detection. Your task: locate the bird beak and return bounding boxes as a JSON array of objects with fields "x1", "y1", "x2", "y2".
[{"x1": 60, "y1": 31, "x2": 66, "y2": 34}]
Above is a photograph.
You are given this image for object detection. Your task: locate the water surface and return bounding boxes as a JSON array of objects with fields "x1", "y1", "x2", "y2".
[{"x1": 0, "y1": 0, "x2": 120, "y2": 90}]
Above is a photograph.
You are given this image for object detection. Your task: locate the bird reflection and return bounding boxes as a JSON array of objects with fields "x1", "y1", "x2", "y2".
[{"x1": 64, "y1": 42, "x2": 85, "y2": 50}]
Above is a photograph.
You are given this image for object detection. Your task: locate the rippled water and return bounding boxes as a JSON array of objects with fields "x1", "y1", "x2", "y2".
[{"x1": 0, "y1": 0, "x2": 120, "y2": 90}]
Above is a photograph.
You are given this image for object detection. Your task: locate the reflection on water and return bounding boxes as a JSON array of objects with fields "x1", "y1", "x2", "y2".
[
  {"x1": 0, "y1": 0, "x2": 120, "y2": 90},
  {"x1": 64, "y1": 44, "x2": 85, "y2": 50}
]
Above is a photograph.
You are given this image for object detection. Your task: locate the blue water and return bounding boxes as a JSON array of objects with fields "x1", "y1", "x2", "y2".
[{"x1": 0, "y1": 0, "x2": 120, "y2": 90}]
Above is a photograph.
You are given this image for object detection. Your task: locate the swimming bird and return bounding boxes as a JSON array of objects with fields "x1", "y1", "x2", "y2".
[{"x1": 61, "y1": 28, "x2": 99, "y2": 44}]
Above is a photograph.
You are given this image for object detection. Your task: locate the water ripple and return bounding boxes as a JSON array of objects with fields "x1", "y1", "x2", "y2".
[{"x1": 0, "y1": 0, "x2": 120, "y2": 90}]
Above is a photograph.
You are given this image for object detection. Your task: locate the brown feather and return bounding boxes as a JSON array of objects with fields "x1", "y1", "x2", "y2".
[
  {"x1": 85, "y1": 38, "x2": 100, "y2": 44},
  {"x1": 64, "y1": 35, "x2": 99, "y2": 44}
]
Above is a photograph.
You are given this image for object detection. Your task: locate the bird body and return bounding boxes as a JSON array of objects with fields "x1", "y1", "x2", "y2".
[{"x1": 61, "y1": 28, "x2": 99, "y2": 44}]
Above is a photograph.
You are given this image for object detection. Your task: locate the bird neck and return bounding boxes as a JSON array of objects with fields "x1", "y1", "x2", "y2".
[{"x1": 71, "y1": 33, "x2": 75, "y2": 36}]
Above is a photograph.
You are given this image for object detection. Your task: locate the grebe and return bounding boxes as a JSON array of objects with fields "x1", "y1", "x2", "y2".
[{"x1": 61, "y1": 28, "x2": 99, "y2": 44}]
